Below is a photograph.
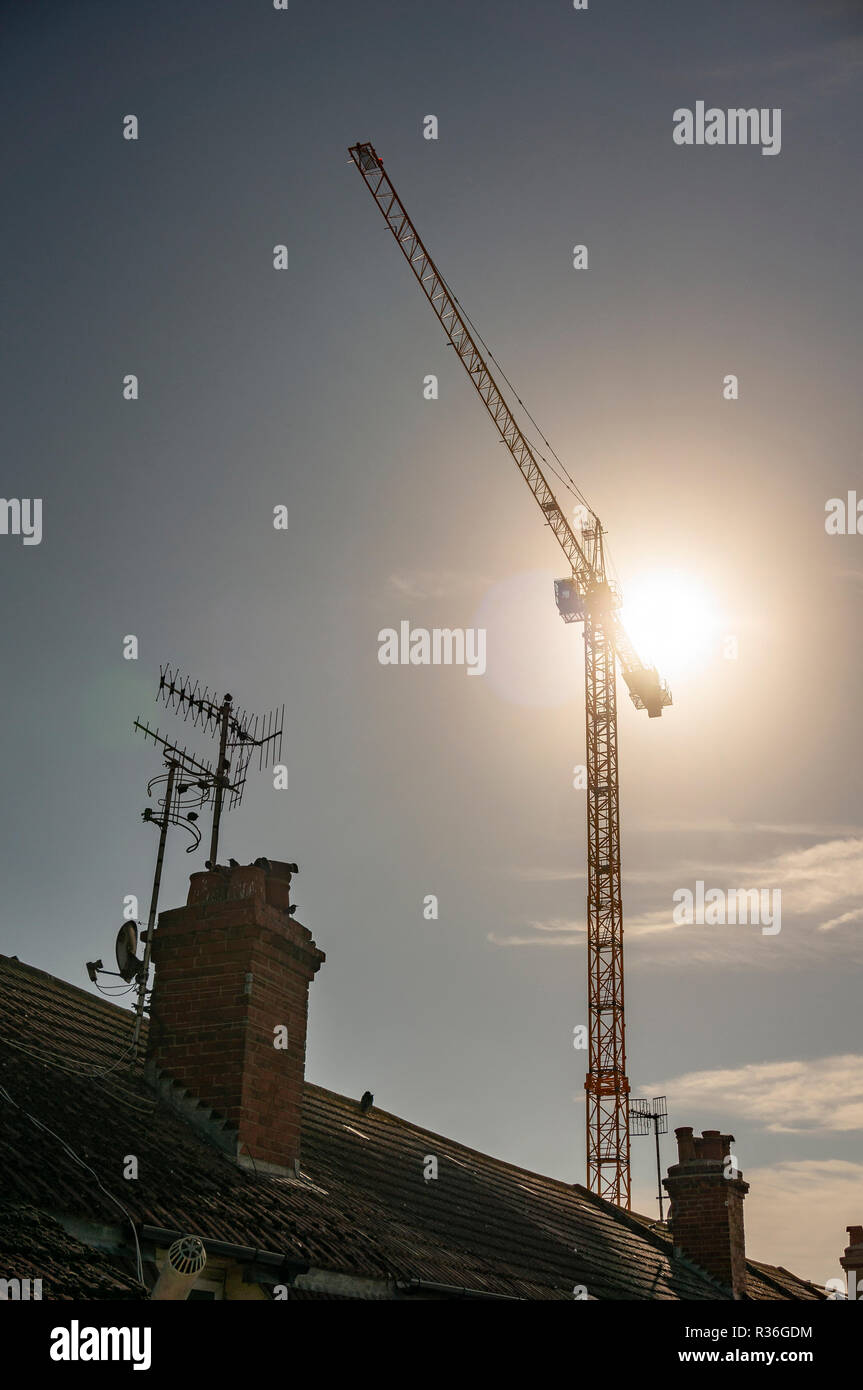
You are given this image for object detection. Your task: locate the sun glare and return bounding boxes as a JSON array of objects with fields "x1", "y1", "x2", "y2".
[{"x1": 620, "y1": 571, "x2": 719, "y2": 679}]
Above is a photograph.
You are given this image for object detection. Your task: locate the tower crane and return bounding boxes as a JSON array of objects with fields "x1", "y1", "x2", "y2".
[{"x1": 349, "y1": 141, "x2": 671, "y2": 1208}]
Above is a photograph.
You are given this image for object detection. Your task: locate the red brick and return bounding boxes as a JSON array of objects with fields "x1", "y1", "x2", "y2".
[{"x1": 146, "y1": 862, "x2": 324, "y2": 1170}]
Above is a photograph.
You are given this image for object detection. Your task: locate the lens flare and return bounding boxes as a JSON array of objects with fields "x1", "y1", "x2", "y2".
[{"x1": 620, "y1": 571, "x2": 718, "y2": 679}]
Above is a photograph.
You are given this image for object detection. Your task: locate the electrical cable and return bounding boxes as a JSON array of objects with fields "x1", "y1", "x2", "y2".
[
  {"x1": 442, "y1": 274, "x2": 597, "y2": 518},
  {"x1": 0, "y1": 1082, "x2": 145, "y2": 1287},
  {"x1": 434, "y1": 272, "x2": 634, "y2": 592},
  {"x1": 0, "y1": 1029, "x2": 138, "y2": 1080}
]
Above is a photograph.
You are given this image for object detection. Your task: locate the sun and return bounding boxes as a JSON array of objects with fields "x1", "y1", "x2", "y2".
[{"x1": 619, "y1": 571, "x2": 718, "y2": 679}]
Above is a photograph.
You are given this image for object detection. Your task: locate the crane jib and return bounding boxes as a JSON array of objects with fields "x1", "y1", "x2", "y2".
[
  {"x1": 348, "y1": 141, "x2": 671, "y2": 720},
  {"x1": 348, "y1": 145, "x2": 592, "y2": 580}
]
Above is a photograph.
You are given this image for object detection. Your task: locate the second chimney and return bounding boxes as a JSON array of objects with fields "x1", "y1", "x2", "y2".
[
  {"x1": 840, "y1": 1225, "x2": 863, "y2": 1302},
  {"x1": 144, "y1": 860, "x2": 324, "y2": 1176},
  {"x1": 663, "y1": 1127, "x2": 750, "y2": 1299}
]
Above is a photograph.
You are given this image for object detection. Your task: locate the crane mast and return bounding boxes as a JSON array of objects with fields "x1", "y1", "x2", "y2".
[{"x1": 349, "y1": 141, "x2": 670, "y2": 1207}]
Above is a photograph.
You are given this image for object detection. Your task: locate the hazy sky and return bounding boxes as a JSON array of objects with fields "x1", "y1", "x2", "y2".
[{"x1": 2, "y1": 0, "x2": 861, "y2": 1287}]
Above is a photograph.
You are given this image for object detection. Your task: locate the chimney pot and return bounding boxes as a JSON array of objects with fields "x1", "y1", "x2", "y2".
[
  {"x1": 675, "y1": 1126, "x2": 695, "y2": 1162},
  {"x1": 841, "y1": 1223, "x2": 863, "y2": 1300},
  {"x1": 699, "y1": 1130, "x2": 725, "y2": 1161},
  {"x1": 665, "y1": 1123, "x2": 749, "y2": 1298}
]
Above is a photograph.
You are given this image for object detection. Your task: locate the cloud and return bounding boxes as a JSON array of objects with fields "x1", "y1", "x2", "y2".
[
  {"x1": 501, "y1": 836, "x2": 863, "y2": 963},
  {"x1": 766, "y1": 837, "x2": 863, "y2": 929},
  {"x1": 640, "y1": 819, "x2": 863, "y2": 839},
  {"x1": 386, "y1": 570, "x2": 488, "y2": 601},
  {"x1": 820, "y1": 906, "x2": 863, "y2": 932},
  {"x1": 508, "y1": 864, "x2": 700, "y2": 885},
  {"x1": 487, "y1": 932, "x2": 582, "y2": 947},
  {"x1": 693, "y1": 35, "x2": 863, "y2": 95},
  {"x1": 488, "y1": 918, "x2": 583, "y2": 947},
  {"x1": 508, "y1": 866, "x2": 586, "y2": 883},
  {"x1": 488, "y1": 907, "x2": 679, "y2": 948},
  {"x1": 644, "y1": 1055, "x2": 863, "y2": 1135}
]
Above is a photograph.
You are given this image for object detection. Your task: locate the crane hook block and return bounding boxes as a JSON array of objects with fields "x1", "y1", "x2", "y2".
[{"x1": 623, "y1": 668, "x2": 671, "y2": 719}]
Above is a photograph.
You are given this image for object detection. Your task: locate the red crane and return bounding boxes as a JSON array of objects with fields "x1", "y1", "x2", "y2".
[{"x1": 349, "y1": 142, "x2": 671, "y2": 1207}]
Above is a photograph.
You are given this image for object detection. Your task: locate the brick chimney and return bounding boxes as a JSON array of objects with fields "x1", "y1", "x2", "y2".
[
  {"x1": 840, "y1": 1225, "x2": 863, "y2": 1301},
  {"x1": 663, "y1": 1127, "x2": 750, "y2": 1298},
  {"x1": 144, "y1": 860, "x2": 324, "y2": 1176}
]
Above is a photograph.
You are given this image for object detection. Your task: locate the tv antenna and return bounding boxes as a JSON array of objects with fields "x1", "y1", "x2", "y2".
[
  {"x1": 152, "y1": 664, "x2": 284, "y2": 866},
  {"x1": 630, "y1": 1095, "x2": 669, "y2": 1221},
  {"x1": 86, "y1": 665, "x2": 284, "y2": 1054},
  {"x1": 126, "y1": 667, "x2": 283, "y2": 1048}
]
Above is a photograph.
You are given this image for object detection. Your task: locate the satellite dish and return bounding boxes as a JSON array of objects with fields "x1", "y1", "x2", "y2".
[{"x1": 115, "y1": 922, "x2": 142, "y2": 982}]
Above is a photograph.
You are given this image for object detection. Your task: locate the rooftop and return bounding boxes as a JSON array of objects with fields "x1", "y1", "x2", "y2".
[{"x1": 0, "y1": 954, "x2": 824, "y2": 1301}]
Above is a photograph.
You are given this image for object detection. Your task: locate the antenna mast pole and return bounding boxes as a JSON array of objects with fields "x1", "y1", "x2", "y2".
[
  {"x1": 132, "y1": 758, "x2": 177, "y2": 1052},
  {"x1": 631, "y1": 1095, "x2": 669, "y2": 1219},
  {"x1": 121, "y1": 668, "x2": 284, "y2": 1053},
  {"x1": 654, "y1": 1117, "x2": 664, "y2": 1222},
  {"x1": 208, "y1": 694, "x2": 232, "y2": 867}
]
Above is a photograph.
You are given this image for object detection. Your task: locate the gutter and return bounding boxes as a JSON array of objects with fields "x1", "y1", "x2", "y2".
[
  {"x1": 141, "y1": 1226, "x2": 525, "y2": 1300},
  {"x1": 140, "y1": 1225, "x2": 309, "y2": 1280}
]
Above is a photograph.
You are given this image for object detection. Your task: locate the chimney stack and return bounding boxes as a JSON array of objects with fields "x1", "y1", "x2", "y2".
[
  {"x1": 663, "y1": 1127, "x2": 749, "y2": 1298},
  {"x1": 145, "y1": 860, "x2": 324, "y2": 1176},
  {"x1": 840, "y1": 1225, "x2": 863, "y2": 1302}
]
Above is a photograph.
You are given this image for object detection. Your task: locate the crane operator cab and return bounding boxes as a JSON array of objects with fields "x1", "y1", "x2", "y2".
[
  {"x1": 554, "y1": 577, "x2": 620, "y2": 623},
  {"x1": 554, "y1": 577, "x2": 585, "y2": 623}
]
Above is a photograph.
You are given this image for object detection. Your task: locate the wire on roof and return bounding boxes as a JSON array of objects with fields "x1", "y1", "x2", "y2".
[
  {"x1": 0, "y1": 1028, "x2": 158, "y2": 1113},
  {"x1": 0, "y1": 1082, "x2": 145, "y2": 1288},
  {"x1": 0, "y1": 1028, "x2": 139, "y2": 1081}
]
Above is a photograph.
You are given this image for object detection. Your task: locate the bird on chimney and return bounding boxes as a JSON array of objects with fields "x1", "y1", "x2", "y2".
[
  {"x1": 360, "y1": 1091, "x2": 374, "y2": 1114},
  {"x1": 228, "y1": 858, "x2": 240, "y2": 868}
]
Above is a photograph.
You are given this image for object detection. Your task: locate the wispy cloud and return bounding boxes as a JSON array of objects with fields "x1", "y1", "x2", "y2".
[
  {"x1": 488, "y1": 918, "x2": 583, "y2": 947},
  {"x1": 644, "y1": 1055, "x2": 863, "y2": 1135},
  {"x1": 640, "y1": 819, "x2": 863, "y2": 840},
  {"x1": 386, "y1": 570, "x2": 489, "y2": 601},
  {"x1": 820, "y1": 906, "x2": 863, "y2": 932},
  {"x1": 771, "y1": 837, "x2": 863, "y2": 927},
  {"x1": 693, "y1": 35, "x2": 863, "y2": 94},
  {"x1": 508, "y1": 863, "x2": 747, "y2": 886},
  {"x1": 488, "y1": 907, "x2": 678, "y2": 948},
  {"x1": 508, "y1": 866, "x2": 586, "y2": 884},
  {"x1": 487, "y1": 933, "x2": 582, "y2": 947},
  {"x1": 500, "y1": 836, "x2": 863, "y2": 960}
]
